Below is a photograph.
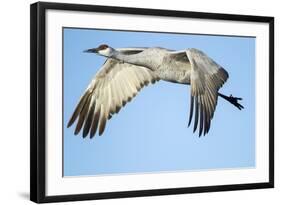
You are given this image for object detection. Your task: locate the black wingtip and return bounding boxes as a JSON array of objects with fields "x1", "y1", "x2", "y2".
[
  {"x1": 67, "y1": 122, "x2": 71, "y2": 128},
  {"x1": 188, "y1": 95, "x2": 194, "y2": 127},
  {"x1": 67, "y1": 118, "x2": 75, "y2": 128},
  {"x1": 98, "y1": 126, "x2": 106, "y2": 136},
  {"x1": 90, "y1": 129, "x2": 96, "y2": 139},
  {"x1": 193, "y1": 99, "x2": 199, "y2": 133},
  {"x1": 82, "y1": 132, "x2": 88, "y2": 138},
  {"x1": 74, "y1": 129, "x2": 79, "y2": 135}
]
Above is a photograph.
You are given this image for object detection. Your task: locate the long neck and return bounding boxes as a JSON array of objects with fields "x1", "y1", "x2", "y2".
[{"x1": 111, "y1": 51, "x2": 145, "y2": 66}]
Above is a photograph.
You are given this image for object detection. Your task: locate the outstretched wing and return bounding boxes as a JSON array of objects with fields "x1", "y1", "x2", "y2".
[
  {"x1": 186, "y1": 48, "x2": 229, "y2": 136},
  {"x1": 67, "y1": 58, "x2": 159, "y2": 138}
]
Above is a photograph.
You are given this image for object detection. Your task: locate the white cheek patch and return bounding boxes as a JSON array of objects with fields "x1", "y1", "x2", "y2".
[{"x1": 99, "y1": 48, "x2": 110, "y2": 56}]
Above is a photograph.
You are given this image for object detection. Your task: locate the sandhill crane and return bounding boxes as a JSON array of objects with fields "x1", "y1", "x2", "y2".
[{"x1": 67, "y1": 44, "x2": 243, "y2": 138}]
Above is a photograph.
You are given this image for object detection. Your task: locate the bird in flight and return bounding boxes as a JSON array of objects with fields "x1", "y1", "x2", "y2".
[{"x1": 67, "y1": 44, "x2": 243, "y2": 138}]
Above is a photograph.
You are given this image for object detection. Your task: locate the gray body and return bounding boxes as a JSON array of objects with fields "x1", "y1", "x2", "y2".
[{"x1": 113, "y1": 47, "x2": 192, "y2": 84}]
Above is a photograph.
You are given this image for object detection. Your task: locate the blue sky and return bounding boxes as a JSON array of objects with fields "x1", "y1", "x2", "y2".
[{"x1": 63, "y1": 28, "x2": 256, "y2": 176}]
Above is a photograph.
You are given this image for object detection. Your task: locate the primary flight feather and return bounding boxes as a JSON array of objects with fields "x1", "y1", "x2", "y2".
[{"x1": 67, "y1": 44, "x2": 243, "y2": 138}]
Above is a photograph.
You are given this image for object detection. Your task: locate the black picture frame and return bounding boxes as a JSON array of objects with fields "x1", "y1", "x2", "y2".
[{"x1": 30, "y1": 1, "x2": 274, "y2": 203}]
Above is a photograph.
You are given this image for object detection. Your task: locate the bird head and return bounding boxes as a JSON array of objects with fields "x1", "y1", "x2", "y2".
[{"x1": 84, "y1": 44, "x2": 115, "y2": 57}]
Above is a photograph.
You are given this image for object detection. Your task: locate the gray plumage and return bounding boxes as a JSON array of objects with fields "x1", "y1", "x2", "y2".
[{"x1": 68, "y1": 44, "x2": 242, "y2": 138}]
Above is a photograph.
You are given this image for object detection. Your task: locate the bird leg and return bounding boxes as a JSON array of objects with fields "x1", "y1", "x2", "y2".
[{"x1": 218, "y1": 92, "x2": 244, "y2": 110}]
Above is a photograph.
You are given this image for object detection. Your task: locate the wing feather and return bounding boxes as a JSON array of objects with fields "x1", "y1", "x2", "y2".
[
  {"x1": 98, "y1": 104, "x2": 107, "y2": 136},
  {"x1": 68, "y1": 58, "x2": 159, "y2": 138},
  {"x1": 82, "y1": 98, "x2": 95, "y2": 138},
  {"x1": 90, "y1": 104, "x2": 100, "y2": 138},
  {"x1": 188, "y1": 95, "x2": 194, "y2": 126},
  {"x1": 186, "y1": 48, "x2": 228, "y2": 136}
]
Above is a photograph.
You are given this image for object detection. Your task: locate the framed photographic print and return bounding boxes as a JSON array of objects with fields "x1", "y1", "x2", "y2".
[{"x1": 30, "y1": 1, "x2": 274, "y2": 203}]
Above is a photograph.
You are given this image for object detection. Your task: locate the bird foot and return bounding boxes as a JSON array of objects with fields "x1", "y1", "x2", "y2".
[{"x1": 227, "y1": 94, "x2": 244, "y2": 110}]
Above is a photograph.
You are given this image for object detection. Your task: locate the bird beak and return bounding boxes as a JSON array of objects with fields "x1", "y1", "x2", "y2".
[{"x1": 83, "y1": 48, "x2": 98, "y2": 53}]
